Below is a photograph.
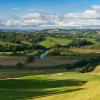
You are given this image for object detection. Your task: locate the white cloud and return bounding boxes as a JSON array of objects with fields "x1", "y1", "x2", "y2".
[
  {"x1": 64, "y1": 9, "x2": 97, "y2": 19},
  {"x1": 1, "y1": 5, "x2": 100, "y2": 29},
  {"x1": 64, "y1": 5, "x2": 100, "y2": 19},
  {"x1": 92, "y1": 5, "x2": 100, "y2": 11}
]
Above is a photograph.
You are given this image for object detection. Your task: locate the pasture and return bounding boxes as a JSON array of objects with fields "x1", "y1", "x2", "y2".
[
  {"x1": 39, "y1": 37, "x2": 71, "y2": 48},
  {"x1": 0, "y1": 70, "x2": 100, "y2": 100},
  {"x1": 69, "y1": 48, "x2": 100, "y2": 54}
]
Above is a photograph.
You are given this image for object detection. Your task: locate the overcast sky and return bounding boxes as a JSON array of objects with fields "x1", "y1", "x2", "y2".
[{"x1": 0, "y1": 0, "x2": 100, "y2": 30}]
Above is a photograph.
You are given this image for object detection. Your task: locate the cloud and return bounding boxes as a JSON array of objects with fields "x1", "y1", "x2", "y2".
[
  {"x1": 1, "y1": 5, "x2": 100, "y2": 29},
  {"x1": 64, "y1": 6, "x2": 99, "y2": 19},
  {"x1": 92, "y1": 5, "x2": 100, "y2": 11}
]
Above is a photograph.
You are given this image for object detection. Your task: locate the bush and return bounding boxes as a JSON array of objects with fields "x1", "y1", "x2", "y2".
[
  {"x1": 27, "y1": 55, "x2": 35, "y2": 63},
  {"x1": 16, "y1": 62, "x2": 23, "y2": 66},
  {"x1": 15, "y1": 62, "x2": 24, "y2": 70}
]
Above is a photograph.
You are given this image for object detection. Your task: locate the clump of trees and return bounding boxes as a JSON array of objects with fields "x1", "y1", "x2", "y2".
[
  {"x1": 72, "y1": 56, "x2": 100, "y2": 72},
  {"x1": 69, "y1": 38, "x2": 93, "y2": 47}
]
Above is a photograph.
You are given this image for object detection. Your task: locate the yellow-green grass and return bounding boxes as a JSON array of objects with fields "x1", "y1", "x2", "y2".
[
  {"x1": 87, "y1": 38, "x2": 98, "y2": 44},
  {"x1": 91, "y1": 65, "x2": 100, "y2": 75},
  {"x1": 0, "y1": 52, "x2": 13, "y2": 55},
  {"x1": 39, "y1": 37, "x2": 71, "y2": 48},
  {"x1": 35, "y1": 83, "x2": 100, "y2": 100},
  {"x1": 69, "y1": 48, "x2": 100, "y2": 53},
  {"x1": 0, "y1": 70, "x2": 100, "y2": 100}
]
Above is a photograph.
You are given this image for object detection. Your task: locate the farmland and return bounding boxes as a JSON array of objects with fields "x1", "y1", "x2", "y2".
[
  {"x1": 39, "y1": 36, "x2": 71, "y2": 48},
  {"x1": 0, "y1": 29, "x2": 100, "y2": 100},
  {"x1": 0, "y1": 56, "x2": 26, "y2": 66},
  {"x1": 27, "y1": 56, "x2": 81, "y2": 67}
]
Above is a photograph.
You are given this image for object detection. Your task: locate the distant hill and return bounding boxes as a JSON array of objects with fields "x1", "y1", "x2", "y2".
[{"x1": 36, "y1": 28, "x2": 100, "y2": 38}]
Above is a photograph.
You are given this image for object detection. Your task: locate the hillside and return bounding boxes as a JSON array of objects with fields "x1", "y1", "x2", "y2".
[
  {"x1": 0, "y1": 29, "x2": 100, "y2": 100},
  {"x1": 35, "y1": 81, "x2": 100, "y2": 100},
  {"x1": 0, "y1": 71, "x2": 100, "y2": 100},
  {"x1": 91, "y1": 65, "x2": 100, "y2": 75}
]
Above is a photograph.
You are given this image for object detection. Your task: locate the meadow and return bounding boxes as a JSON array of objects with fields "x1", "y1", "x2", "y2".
[
  {"x1": 39, "y1": 36, "x2": 71, "y2": 48},
  {"x1": 0, "y1": 69, "x2": 100, "y2": 100}
]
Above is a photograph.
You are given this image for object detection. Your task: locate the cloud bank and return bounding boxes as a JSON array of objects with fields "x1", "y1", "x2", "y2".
[{"x1": 1, "y1": 5, "x2": 100, "y2": 30}]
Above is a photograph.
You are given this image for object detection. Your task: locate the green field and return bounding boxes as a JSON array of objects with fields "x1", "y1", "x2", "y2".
[
  {"x1": 0, "y1": 69, "x2": 100, "y2": 100},
  {"x1": 69, "y1": 48, "x2": 100, "y2": 54},
  {"x1": 39, "y1": 37, "x2": 71, "y2": 48}
]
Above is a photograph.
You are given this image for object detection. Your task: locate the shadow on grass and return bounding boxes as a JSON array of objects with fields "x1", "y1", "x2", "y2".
[
  {"x1": 0, "y1": 79, "x2": 86, "y2": 89},
  {"x1": 0, "y1": 79, "x2": 86, "y2": 100},
  {"x1": 0, "y1": 88, "x2": 83, "y2": 100}
]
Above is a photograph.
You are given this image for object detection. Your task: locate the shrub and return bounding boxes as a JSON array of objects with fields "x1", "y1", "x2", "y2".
[
  {"x1": 27, "y1": 55, "x2": 35, "y2": 63},
  {"x1": 15, "y1": 62, "x2": 24, "y2": 70}
]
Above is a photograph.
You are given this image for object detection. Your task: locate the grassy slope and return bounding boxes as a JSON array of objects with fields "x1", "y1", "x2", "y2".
[
  {"x1": 35, "y1": 84, "x2": 100, "y2": 100},
  {"x1": 0, "y1": 70, "x2": 100, "y2": 100},
  {"x1": 91, "y1": 65, "x2": 100, "y2": 75},
  {"x1": 69, "y1": 48, "x2": 100, "y2": 53},
  {"x1": 39, "y1": 37, "x2": 71, "y2": 48},
  {"x1": 34, "y1": 72, "x2": 100, "y2": 100}
]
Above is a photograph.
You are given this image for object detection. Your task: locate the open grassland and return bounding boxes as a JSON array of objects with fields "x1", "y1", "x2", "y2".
[
  {"x1": 35, "y1": 81, "x2": 100, "y2": 100},
  {"x1": 91, "y1": 65, "x2": 100, "y2": 75},
  {"x1": 39, "y1": 37, "x2": 71, "y2": 48},
  {"x1": 0, "y1": 56, "x2": 27, "y2": 66},
  {"x1": 69, "y1": 48, "x2": 100, "y2": 53},
  {"x1": 0, "y1": 69, "x2": 100, "y2": 100}
]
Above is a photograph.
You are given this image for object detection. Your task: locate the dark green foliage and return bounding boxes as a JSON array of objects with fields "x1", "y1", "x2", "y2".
[
  {"x1": 27, "y1": 56, "x2": 35, "y2": 63},
  {"x1": 16, "y1": 62, "x2": 23, "y2": 66},
  {"x1": 69, "y1": 38, "x2": 93, "y2": 47}
]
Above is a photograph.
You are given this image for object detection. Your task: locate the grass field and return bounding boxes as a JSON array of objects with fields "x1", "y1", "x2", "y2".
[
  {"x1": 91, "y1": 65, "x2": 100, "y2": 75},
  {"x1": 0, "y1": 69, "x2": 100, "y2": 100},
  {"x1": 39, "y1": 37, "x2": 71, "y2": 48},
  {"x1": 69, "y1": 48, "x2": 100, "y2": 53}
]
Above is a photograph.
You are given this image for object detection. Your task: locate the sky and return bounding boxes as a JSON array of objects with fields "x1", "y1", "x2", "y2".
[{"x1": 0, "y1": 0, "x2": 100, "y2": 30}]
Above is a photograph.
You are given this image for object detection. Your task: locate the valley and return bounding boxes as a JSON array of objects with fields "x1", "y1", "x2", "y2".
[{"x1": 0, "y1": 29, "x2": 100, "y2": 100}]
